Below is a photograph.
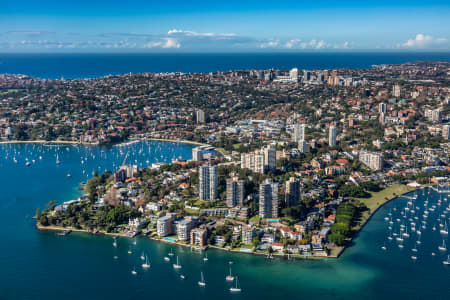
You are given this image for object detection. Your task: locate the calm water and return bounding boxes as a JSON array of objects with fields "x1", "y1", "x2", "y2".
[
  {"x1": 1, "y1": 52, "x2": 450, "y2": 79},
  {"x1": 0, "y1": 141, "x2": 449, "y2": 300}
]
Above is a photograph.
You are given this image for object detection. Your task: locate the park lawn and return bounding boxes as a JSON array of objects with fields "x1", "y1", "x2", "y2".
[
  {"x1": 249, "y1": 215, "x2": 260, "y2": 223},
  {"x1": 215, "y1": 147, "x2": 230, "y2": 155},
  {"x1": 184, "y1": 207, "x2": 200, "y2": 215},
  {"x1": 356, "y1": 184, "x2": 413, "y2": 212},
  {"x1": 0, "y1": 89, "x2": 19, "y2": 95},
  {"x1": 353, "y1": 184, "x2": 414, "y2": 231}
]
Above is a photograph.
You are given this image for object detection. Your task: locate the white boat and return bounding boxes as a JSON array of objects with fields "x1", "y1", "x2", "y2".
[
  {"x1": 164, "y1": 256, "x2": 170, "y2": 262},
  {"x1": 140, "y1": 252, "x2": 145, "y2": 260},
  {"x1": 131, "y1": 266, "x2": 137, "y2": 275},
  {"x1": 230, "y1": 276, "x2": 242, "y2": 292},
  {"x1": 142, "y1": 256, "x2": 150, "y2": 269},
  {"x1": 438, "y1": 240, "x2": 447, "y2": 251},
  {"x1": 440, "y1": 222, "x2": 448, "y2": 235},
  {"x1": 173, "y1": 256, "x2": 182, "y2": 269},
  {"x1": 180, "y1": 274, "x2": 186, "y2": 279},
  {"x1": 113, "y1": 255, "x2": 118, "y2": 259},
  {"x1": 411, "y1": 256, "x2": 417, "y2": 260},
  {"x1": 411, "y1": 248, "x2": 418, "y2": 252},
  {"x1": 226, "y1": 267, "x2": 234, "y2": 281},
  {"x1": 398, "y1": 244, "x2": 404, "y2": 249},
  {"x1": 198, "y1": 272, "x2": 206, "y2": 287}
]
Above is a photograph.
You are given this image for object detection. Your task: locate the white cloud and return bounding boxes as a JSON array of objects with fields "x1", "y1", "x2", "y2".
[
  {"x1": 402, "y1": 34, "x2": 448, "y2": 48},
  {"x1": 285, "y1": 39, "x2": 301, "y2": 49},
  {"x1": 168, "y1": 29, "x2": 236, "y2": 37},
  {"x1": 162, "y1": 38, "x2": 180, "y2": 48},
  {"x1": 259, "y1": 40, "x2": 279, "y2": 48},
  {"x1": 144, "y1": 38, "x2": 180, "y2": 49}
]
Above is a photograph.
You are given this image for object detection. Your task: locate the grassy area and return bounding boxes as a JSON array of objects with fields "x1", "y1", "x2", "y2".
[
  {"x1": 356, "y1": 184, "x2": 413, "y2": 212},
  {"x1": 354, "y1": 184, "x2": 414, "y2": 232},
  {"x1": 249, "y1": 215, "x2": 260, "y2": 223},
  {"x1": 328, "y1": 246, "x2": 344, "y2": 257},
  {"x1": 215, "y1": 147, "x2": 230, "y2": 155},
  {"x1": 0, "y1": 89, "x2": 19, "y2": 95}
]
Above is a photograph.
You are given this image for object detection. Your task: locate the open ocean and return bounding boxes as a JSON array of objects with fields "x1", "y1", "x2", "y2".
[
  {"x1": 0, "y1": 141, "x2": 449, "y2": 300},
  {"x1": 0, "y1": 52, "x2": 450, "y2": 79}
]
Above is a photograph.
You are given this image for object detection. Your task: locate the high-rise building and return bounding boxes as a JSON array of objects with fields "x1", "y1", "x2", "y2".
[
  {"x1": 293, "y1": 123, "x2": 306, "y2": 142},
  {"x1": 298, "y1": 139, "x2": 309, "y2": 153},
  {"x1": 226, "y1": 177, "x2": 245, "y2": 207},
  {"x1": 442, "y1": 125, "x2": 450, "y2": 140},
  {"x1": 192, "y1": 147, "x2": 203, "y2": 161},
  {"x1": 317, "y1": 73, "x2": 325, "y2": 82},
  {"x1": 199, "y1": 165, "x2": 218, "y2": 201},
  {"x1": 303, "y1": 70, "x2": 311, "y2": 81},
  {"x1": 379, "y1": 102, "x2": 387, "y2": 114},
  {"x1": 263, "y1": 144, "x2": 277, "y2": 172},
  {"x1": 359, "y1": 150, "x2": 384, "y2": 171},
  {"x1": 157, "y1": 214, "x2": 175, "y2": 237},
  {"x1": 392, "y1": 84, "x2": 401, "y2": 98},
  {"x1": 242, "y1": 226, "x2": 256, "y2": 245},
  {"x1": 329, "y1": 125, "x2": 337, "y2": 147},
  {"x1": 190, "y1": 227, "x2": 207, "y2": 246},
  {"x1": 285, "y1": 177, "x2": 301, "y2": 207},
  {"x1": 425, "y1": 108, "x2": 442, "y2": 123},
  {"x1": 241, "y1": 146, "x2": 276, "y2": 174},
  {"x1": 259, "y1": 179, "x2": 278, "y2": 219},
  {"x1": 196, "y1": 109, "x2": 205, "y2": 123},
  {"x1": 289, "y1": 68, "x2": 299, "y2": 82}
]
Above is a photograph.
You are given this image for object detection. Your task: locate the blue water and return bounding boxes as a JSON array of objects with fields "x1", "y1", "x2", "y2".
[
  {"x1": 1, "y1": 53, "x2": 450, "y2": 79},
  {"x1": 0, "y1": 141, "x2": 449, "y2": 299}
]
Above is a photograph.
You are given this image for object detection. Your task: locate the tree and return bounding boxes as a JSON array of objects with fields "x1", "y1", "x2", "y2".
[{"x1": 39, "y1": 215, "x2": 49, "y2": 226}]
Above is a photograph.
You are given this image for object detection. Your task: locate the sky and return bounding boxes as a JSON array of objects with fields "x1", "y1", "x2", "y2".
[{"x1": 1, "y1": 0, "x2": 450, "y2": 52}]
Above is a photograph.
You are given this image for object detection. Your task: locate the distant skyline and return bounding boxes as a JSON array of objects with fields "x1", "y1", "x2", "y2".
[{"x1": 1, "y1": 0, "x2": 450, "y2": 52}]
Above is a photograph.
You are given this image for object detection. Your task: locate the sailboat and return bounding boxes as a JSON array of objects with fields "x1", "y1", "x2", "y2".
[
  {"x1": 131, "y1": 266, "x2": 137, "y2": 275},
  {"x1": 443, "y1": 255, "x2": 450, "y2": 265},
  {"x1": 203, "y1": 253, "x2": 208, "y2": 262},
  {"x1": 438, "y1": 240, "x2": 447, "y2": 251},
  {"x1": 173, "y1": 256, "x2": 182, "y2": 269},
  {"x1": 140, "y1": 252, "x2": 145, "y2": 260},
  {"x1": 381, "y1": 243, "x2": 387, "y2": 251},
  {"x1": 168, "y1": 248, "x2": 174, "y2": 256},
  {"x1": 226, "y1": 267, "x2": 234, "y2": 281},
  {"x1": 56, "y1": 153, "x2": 60, "y2": 165},
  {"x1": 230, "y1": 276, "x2": 242, "y2": 292},
  {"x1": 440, "y1": 222, "x2": 448, "y2": 235},
  {"x1": 198, "y1": 272, "x2": 206, "y2": 287},
  {"x1": 142, "y1": 255, "x2": 150, "y2": 269}
]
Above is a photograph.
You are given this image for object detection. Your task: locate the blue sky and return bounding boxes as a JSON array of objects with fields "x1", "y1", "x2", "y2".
[{"x1": 1, "y1": 0, "x2": 449, "y2": 52}]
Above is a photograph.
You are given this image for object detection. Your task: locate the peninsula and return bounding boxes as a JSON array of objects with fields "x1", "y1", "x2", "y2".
[{"x1": 10, "y1": 61, "x2": 447, "y2": 258}]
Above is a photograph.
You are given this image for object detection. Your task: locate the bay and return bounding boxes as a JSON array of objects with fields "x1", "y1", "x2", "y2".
[{"x1": 0, "y1": 141, "x2": 449, "y2": 299}]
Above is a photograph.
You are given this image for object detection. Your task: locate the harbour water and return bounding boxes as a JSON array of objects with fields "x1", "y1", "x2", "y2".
[
  {"x1": 0, "y1": 141, "x2": 449, "y2": 299},
  {"x1": 1, "y1": 52, "x2": 450, "y2": 79}
]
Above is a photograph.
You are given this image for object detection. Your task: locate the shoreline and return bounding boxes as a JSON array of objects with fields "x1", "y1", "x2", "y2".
[
  {"x1": 335, "y1": 184, "x2": 419, "y2": 258},
  {"x1": 0, "y1": 139, "x2": 99, "y2": 146},
  {"x1": 35, "y1": 185, "x2": 422, "y2": 260},
  {"x1": 145, "y1": 138, "x2": 207, "y2": 147}
]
